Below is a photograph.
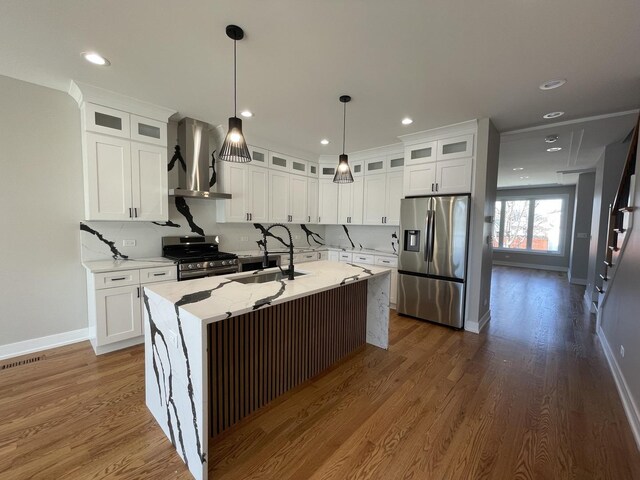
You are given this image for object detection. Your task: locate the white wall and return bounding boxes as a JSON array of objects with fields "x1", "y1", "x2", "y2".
[
  {"x1": 0, "y1": 75, "x2": 87, "y2": 347},
  {"x1": 598, "y1": 145, "x2": 640, "y2": 448}
]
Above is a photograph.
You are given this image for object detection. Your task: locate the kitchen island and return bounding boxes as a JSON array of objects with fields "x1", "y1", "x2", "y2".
[{"x1": 143, "y1": 260, "x2": 391, "y2": 480}]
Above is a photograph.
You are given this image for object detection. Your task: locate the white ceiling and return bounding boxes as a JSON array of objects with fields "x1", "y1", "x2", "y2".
[
  {"x1": 498, "y1": 111, "x2": 638, "y2": 188},
  {"x1": 0, "y1": 0, "x2": 639, "y2": 164}
]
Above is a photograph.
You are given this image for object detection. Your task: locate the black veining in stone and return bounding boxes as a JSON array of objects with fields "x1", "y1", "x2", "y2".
[
  {"x1": 340, "y1": 262, "x2": 375, "y2": 285},
  {"x1": 80, "y1": 223, "x2": 129, "y2": 260},
  {"x1": 342, "y1": 225, "x2": 355, "y2": 249},
  {"x1": 168, "y1": 145, "x2": 187, "y2": 172},
  {"x1": 209, "y1": 151, "x2": 217, "y2": 187},
  {"x1": 300, "y1": 224, "x2": 325, "y2": 246},
  {"x1": 253, "y1": 224, "x2": 290, "y2": 248},
  {"x1": 142, "y1": 292, "x2": 188, "y2": 467},
  {"x1": 253, "y1": 279, "x2": 287, "y2": 310},
  {"x1": 175, "y1": 197, "x2": 205, "y2": 236},
  {"x1": 152, "y1": 220, "x2": 181, "y2": 228},
  {"x1": 391, "y1": 232, "x2": 398, "y2": 254}
]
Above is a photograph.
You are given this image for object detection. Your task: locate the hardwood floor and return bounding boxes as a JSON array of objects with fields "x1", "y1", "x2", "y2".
[{"x1": 1, "y1": 266, "x2": 639, "y2": 479}]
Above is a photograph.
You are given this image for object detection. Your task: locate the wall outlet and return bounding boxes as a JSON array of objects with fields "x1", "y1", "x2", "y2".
[
  {"x1": 122, "y1": 239, "x2": 136, "y2": 247},
  {"x1": 240, "y1": 236, "x2": 249, "y2": 242},
  {"x1": 620, "y1": 345, "x2": 625, "y2": 358}
]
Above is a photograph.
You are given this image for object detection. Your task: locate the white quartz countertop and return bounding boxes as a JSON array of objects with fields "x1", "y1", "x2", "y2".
[
  {"x1": 145, "y1": 260, "x2": 391, "y2": 324},
  {"x1": 82, "y1": 257, "x2": 176, "y2": 273},
  {"x1": 234, "y1": 246, "x2": 397, "y2": 258}
]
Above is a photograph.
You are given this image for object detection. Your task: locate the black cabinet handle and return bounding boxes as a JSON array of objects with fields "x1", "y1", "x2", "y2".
[
  {"x1": 134, "y1": 208, "x2": 138, "y2": 218},
  {"x1": 111, "y1": 277, "x2": 126, "y2": 281},
  {"x1": 153, "y1": 272, "x2": 166, "y2": 277},
  {"x1": 129, "y1": 208, "x2": 132, "y2": 218},
  {"x1": 137, "y1": 287, "x2": 140, "y2": 298}
]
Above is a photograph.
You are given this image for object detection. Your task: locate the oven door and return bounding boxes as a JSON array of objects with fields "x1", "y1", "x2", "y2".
[{"x1": 178, "y1": 266, "x2": 239, "y2": 281}]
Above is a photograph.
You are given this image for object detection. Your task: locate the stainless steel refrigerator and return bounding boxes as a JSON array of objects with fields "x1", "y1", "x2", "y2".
[{"x1": 397, "y1": 195, "x2": 470, "y2": 328}]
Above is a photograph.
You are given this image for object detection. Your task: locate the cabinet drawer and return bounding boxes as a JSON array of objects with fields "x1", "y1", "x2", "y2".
[
  {"x1": 339, "y1": 252, "x2": 353, "y2": 262},
  {"x1": 375, "y1": 256, "x2": 398, "y2": 268},
  {"x1": 94, "y1": 269, "x2": 140, "y2": 290},
  {"x1": 140, "y1": 266, "x2": 177, "y2": 284},
  {"x1": 85, "y1": 103, "x2": 130, "y2": 138},
  {"x1": 130, "y1": 115, "x2": 167, "y2": 146},
  {"x1": 352, "y1": 253, "x2": 374, "y2": 265},
  {"x1": 300, "y1": 252, "x2": 319, "y2": 262},
  {"x1": 437, "y1": 134, "x2": 474, "y2": 161}
]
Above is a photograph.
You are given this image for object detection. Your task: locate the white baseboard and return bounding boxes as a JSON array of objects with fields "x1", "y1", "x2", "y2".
[
  {"x1": 0, "y1": 328, "x2": 89, "y2": 361},
  {"x1": 492, "y1": 261, "x2": 568, "y2": 272},
  {"x1": 569, "y1": 276, "x2": 587, "y2": 286},
  {"x1": 93, "y1": 336, "x2": 144, "y2": 355},
  {"x1": 597, "y1": 325, "x2": 640, "y2": 451},
  {"x1": 465, "y1": 309, "x2": 491, "y2": 334}
]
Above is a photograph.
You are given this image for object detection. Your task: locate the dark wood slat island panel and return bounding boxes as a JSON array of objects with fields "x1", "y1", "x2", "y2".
[{"x1": 208, "y1": 281, "x2": 367, "y2": 438}]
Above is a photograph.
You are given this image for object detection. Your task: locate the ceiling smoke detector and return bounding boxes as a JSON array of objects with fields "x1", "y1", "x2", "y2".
[
  {"x1": 539, "y1": 79, "x2": 567, "y2": 90},
  {"x1": 545, "y1": 134, "x2": 559, "y2": 143}
]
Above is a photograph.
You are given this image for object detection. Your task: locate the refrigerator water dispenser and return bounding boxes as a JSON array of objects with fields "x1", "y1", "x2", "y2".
[{"x1": 404, "y1": 230, "x2": 420, "y2": 252}]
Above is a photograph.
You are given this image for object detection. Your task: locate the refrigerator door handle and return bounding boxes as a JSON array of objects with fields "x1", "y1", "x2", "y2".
[
  {"x1": 424, "y1": 208, "x2": 433, "y2": 262},
  {"x1": 429, "y1": 205, "x2": 436, "y2": 262}
]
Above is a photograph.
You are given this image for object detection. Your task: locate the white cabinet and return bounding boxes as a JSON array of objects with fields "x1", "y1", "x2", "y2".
[
  {"x1": 352, "y1": 253, "x2": 374, "y2": 265},
  {"x1": 338, "y1": 252, "x2": 353, "y2": 262},
  {"x1": 365, "y1": 157, "x2": 387, "y2": 174},
  {"x1": 436, "y1": 157, "x2": 473, "y2": 194},
  {"x1": 404, "y1": 163, "x2": 437, "y2": 197},
  {"x1": 130, "y1": 115, "x2": 167, "y2": 146},
  {"x1": 337, "y1": 160, "x2": 364, "y2": 225},
  {"x1": 218, "y1": 163, "x2": 269, "y2": 223},
  {"x1": 328, "y1": 250, "x2": 339, "y2": 262},
  {"x1": 319, "y1": 163, "x2": 337, "y2": 180},
  {"x1": 318, "y1": 250, "x2": 329, "y2": 260},
  {"x1": 289, "y1": 174, "x2": 308, "y2": 223},
  {"x1": 307, "y1": 177, "x2": 319, "y2": 224},
  {"x1": 85, "y1": 103, "x2": 130, "y2": 138},
  {"x1": 269, "y1": 170, "x2": 290, "y2": 223},
  {"x1": 308, "y1": 163, "x2": 319, "y2": 178},
  {"x1": 406, "y1": 141, "x2": 436, "y2": 166},
  {"x1": 87, "y1": 265, "x2": 176, "y2": 355},
  {"x1": 437, "y1": 134, "x2": 474, "y2": 161},
  {"x1": 131, "y1": 142, "x2": 169, "y2": 221},
  {"x1": 318, "y1": 180, "x2": 339, "y2": 224},
  {"x1": 85, "y1": 133, "x2": 132, "y2": 221},
  {"x1": 363, "y1": 171, "x2": 402, "y2": 225},
  {"x1": 294, "y1": 252, "x2": 319, "y2": 263},
  {"x1": 95, "y1": 284, "x2": 142, "y2": 346},
  {"x1": 247, "y1": 145, "x2": 268, "y2": 167}
]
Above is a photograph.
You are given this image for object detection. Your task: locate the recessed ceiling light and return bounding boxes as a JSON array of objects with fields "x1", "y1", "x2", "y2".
[
  {"x1": 513, "y1": 167, "x2": 524, "y2": 171},
  {"x1": 543, "y1": 111, "x2": 564, "y2": 119},
  {"x1": 539, "y1": 79, "x2": 567, "y2": 90},
  {"x1": 545, "y1": 134, "x2": 559, "y2": 143},
  {"x1": 320, "y1": 139, "x2": 329, "y2": 145},
  {"x1": 401, "y1": 118, "x2": 413, "y2": 125},
  {"x1": 520, "y1": 176, "x2": 530, "y2": 180},
  {"x1": 82, "y1": 52, "x2": 110, "y2": 66},
  {"x1": 547, "y1": 147, "x2": 563, "y2": 152},
  {"x1": 240, "y1": 110, "x2": 253, "y2": 118}
]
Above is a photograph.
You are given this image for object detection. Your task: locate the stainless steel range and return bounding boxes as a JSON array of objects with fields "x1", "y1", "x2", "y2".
[{"x1": 162, "y1": 236, "x2": 238, "y2": 281}]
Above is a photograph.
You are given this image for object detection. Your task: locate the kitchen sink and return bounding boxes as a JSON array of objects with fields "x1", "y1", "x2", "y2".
[{"x1": 231, "y1": 270, "x2": 307, "y2": 284}]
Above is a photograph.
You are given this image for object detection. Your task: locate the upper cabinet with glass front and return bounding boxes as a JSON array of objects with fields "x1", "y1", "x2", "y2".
[{"x1": 437, "y1": 134, "x2": 474, "y2": 161}]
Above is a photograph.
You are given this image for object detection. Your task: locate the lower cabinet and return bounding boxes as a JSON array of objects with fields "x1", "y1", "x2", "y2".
[
  {"x1": 87, "y1": 265, "x2": 176, "y2": 354},
  {"x1": 318, "y1": 250, "x2": 329, "y2": 260},
  {"x1": 328, "y1": 250, "x2": 339, "y2": 262}
]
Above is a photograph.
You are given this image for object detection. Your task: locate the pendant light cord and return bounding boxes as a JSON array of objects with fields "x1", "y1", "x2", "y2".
[
  {"x1": 233, "y1": 39, "x2": 237, "y2": 117},
  {"x1": 342, "y1": 101, "x2": 346, "y2": 155}
]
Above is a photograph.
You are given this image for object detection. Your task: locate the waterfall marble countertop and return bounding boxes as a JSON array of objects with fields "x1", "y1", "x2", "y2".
[
  {"x1": 144, "y1": 260, "x2": 391, "y2": 325},
  {"x1": 82, "y1": 257, "x2": 176, "y2": 273}
]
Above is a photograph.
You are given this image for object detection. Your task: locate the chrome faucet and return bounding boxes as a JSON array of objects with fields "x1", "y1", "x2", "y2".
[{"x1": 262, "y1": 224, "x2": 295, "y2": 280}]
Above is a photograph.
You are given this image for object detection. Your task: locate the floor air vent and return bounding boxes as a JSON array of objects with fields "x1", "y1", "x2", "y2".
[{"x1": 1, "y1": 355, "x2": 44, "y2": 370}]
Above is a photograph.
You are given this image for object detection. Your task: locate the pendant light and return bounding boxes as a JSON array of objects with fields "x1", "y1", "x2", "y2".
[
  {"x1": 333, "y1": 95, "x2": 354, "y2": 183},
  {"x1": 219, "y1": 25, "x2": 252, "y2": 163}
]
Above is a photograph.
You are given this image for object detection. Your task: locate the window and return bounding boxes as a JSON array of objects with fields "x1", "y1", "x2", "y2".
[{"x1": 493, "y1": 195, "x2": 568, "y2": 254}]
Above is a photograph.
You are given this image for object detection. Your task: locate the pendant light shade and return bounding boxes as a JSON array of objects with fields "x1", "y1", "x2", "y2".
[
  {"x1": 333, "y1": 95, "x2": 354, "y2": 184},
  {"x1": 220, "y1": 25, "x2": 252, "y2": 163}
]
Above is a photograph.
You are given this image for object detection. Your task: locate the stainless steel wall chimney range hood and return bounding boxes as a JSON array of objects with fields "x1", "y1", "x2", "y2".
[{"x1": 169, "y1": 117, "x2": 231, "y2": 200}]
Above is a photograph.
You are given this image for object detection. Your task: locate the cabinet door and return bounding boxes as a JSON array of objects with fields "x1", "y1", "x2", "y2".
[
  {"x1": 385, "y1": 171, "x2": 403, "y2": 226},
  {"x1": 365, "y1": 157, "x2": 387, "y2": 174},
  {"x1": 363, "y1": 173, "x2": 387, "y2": 225},
  {"x1": 131, "y1": 142, "x2": 168, "y2": 221},
  {"x1": 290, "y1": 158, "x2": 308, "y2": 176},
  {"x1": 219, "y1": 163, "x2": 249, "y2": 222},
  {"x1": 387, "y1": 154, "x2": 405, "y2": 173},
  {"x1": 308, "y1": 163, "x2": 319, "y2": 179},
  {"x1": 95, "y1": 284, "x2": 142, "y2": 346},
  {"x1": 403, "y1": 163, "x2": 437, "y2": 197},
  {"x1": 437, "y1": 134, "x2": 474, "y2": 161},
  {"x1": 247, "y1": 145, "x2": 268, "y2": 168},
  {"x1": 319, "y1": 163, "x2": 336, "y2": 181},
  {"x1": 269, "y1": 170, "x2": 290, "y2": 222},
  {"x1": 328, "y1": 251, "x2": 339, "y2": 262},
  {"x1": 318, "y1": 180, "x2": 338, "y2": 224},
  {"x1": 268, "y1": 152, "x2": 291, "y2": 172},
  {"x1": 289, "y1": 174, "x2": 308, "y2": 223},
  {"x1": 85, "y1": 133, "x2": 133, "y2": 221},
  {"x1": 130, "y1": 115, "x2": 167, "y2": 146},
  {"x1": 248, "y1": 166, "x2": 269, "y2": 223},
  {"x1": 351, "y1": 178, "x2": 364, "y2": 225},
  {"x1": 436, "y1": 157, "x2": 473, "y2": 194},
  {"x1": 85, "y1": 103, "x2": 130, "y2": 138},
  {"x1": 406, "y1": 141, "x2": 436, "y2": 166},
  {"x1": 338, "y1": 182, "x2": 353, "y2": 224},
  {"x1": 318, "y1": 251, "x2": 329, "y2": 260},
  {"x1": 307, "y1": 177, "x2": 319, "y2": 224}
]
